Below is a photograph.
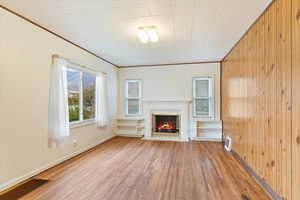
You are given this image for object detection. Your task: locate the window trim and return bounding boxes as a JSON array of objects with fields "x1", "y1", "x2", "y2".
[
  {"x1": 192, "y1": 77, "x2": 214, "y2": 119},
  {"x1": 125, "y1": 79, "x2": 142, "y2": 116},
  {"x1": 67, "y1": 68, "x2": 97, "y2": 127}
]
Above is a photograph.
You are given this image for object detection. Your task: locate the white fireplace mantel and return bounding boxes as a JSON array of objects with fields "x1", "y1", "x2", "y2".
[{"x1": 142, "y1": 99, "x2": 191, "y2": 142}]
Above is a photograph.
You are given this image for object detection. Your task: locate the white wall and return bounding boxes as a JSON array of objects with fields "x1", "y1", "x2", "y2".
[
  {"x1": 0, "y1": 8, "x2": 117, "y2": 191},
  {"x1": 118, "y1": 63, "x2": 221, "y2": 120}
]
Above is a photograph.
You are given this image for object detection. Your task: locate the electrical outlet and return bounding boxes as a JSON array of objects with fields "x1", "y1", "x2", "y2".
[{"x1": 73, "y1": 139, "x2": 77, "y2": 147}]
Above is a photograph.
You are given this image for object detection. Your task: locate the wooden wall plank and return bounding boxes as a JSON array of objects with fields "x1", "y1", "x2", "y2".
[
  {"x1": 276, "y1": 0, "x2": 283, "y2": 196},
  {"x1": 278, "y1": 0, "x2": 292, "y2": 199}
]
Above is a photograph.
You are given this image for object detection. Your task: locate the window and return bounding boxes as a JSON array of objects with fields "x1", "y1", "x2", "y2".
[
  {"x1": 67, "y1": 68, "x2": 96, "y2": 124},
  {"x1": 125, "y1": 80, "x2": 141, "y2": 115},
  {"x1": 193, "y1": 77, "x2": 213, "y2": 118}
]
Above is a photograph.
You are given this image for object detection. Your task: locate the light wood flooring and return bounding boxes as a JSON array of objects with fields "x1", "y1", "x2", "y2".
[{"x1": 20, "y1": 137, "x2": 270, "y2": 200}]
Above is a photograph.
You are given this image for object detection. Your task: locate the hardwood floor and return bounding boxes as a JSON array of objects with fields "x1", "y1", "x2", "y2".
[{"x1": 21, "y1": 137, "x2": 270, "y2": 200}]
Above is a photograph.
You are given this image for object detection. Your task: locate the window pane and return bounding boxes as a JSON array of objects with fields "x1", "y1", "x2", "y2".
[
  {"x1": 83, "y1": 73, "x2": 96, "y2": 120},
  {"x1": 128, "y1": 99, "x2": 139, "y2": 114},
  {"x1": 195, "y1": 80, "x2": 209, "y2": 97},
  {"x1": 67, "y1": 69, "x2": 80, "y2": 122},
  {"x1": 127, "y1": 81, "x2": 140, "y2": 97},
  {"x1": 67, "y1": 70, "x2": 80, "y2": 92},
  {"x1": 68, "y1": 92, "x2": 80, "y2": 122},
  {"x1": 195, "y1": 99, "x2": 210, "y2": 117}
]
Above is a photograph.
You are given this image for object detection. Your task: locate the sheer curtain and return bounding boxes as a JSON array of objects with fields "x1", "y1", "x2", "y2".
[
  {"x1": 96, "y1": 73, "x2": 108, "y2": 127},
  {"x1": 48, "y1": 56, "x2": 69, "y2": 146}
]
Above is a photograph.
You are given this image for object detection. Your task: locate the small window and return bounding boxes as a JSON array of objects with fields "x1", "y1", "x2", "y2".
[
  {"x1": 125, "y1": 80, "x2": 141, "y2": 115},
  {"x1": 193, "y1": 77, "x2": 212, "y2": 118},
  {"x1": 67, "y1": 68, "x2": 96, "y2": 123}
]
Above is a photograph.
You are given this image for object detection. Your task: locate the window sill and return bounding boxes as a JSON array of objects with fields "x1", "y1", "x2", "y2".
[
  {"x1": 192, "y1": 117, "x2": 215, "y2": 122},
  {"x1": 125, "y1": 114, "x2": 142, "y2": 118},
  {"x1": 70, "y1": 119, "x2": 96, "y2": 129}
]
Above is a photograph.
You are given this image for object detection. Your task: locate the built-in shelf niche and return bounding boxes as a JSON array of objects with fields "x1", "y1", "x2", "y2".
[
  {"x1": 116, "y1": 118, "x2": 145, "y2": 137},
  {"x1": 190, "y1": 120, "x2": 222, "y2": 141}
]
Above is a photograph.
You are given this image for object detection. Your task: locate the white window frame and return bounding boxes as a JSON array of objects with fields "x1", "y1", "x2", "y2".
[
  {"x1": 67, "y1": 67, "x2": 97, "y2": 128},
  {"x1": 192, "y1": 77, "x2": 214, "y2": 120},
  {"x1": 125, "y1": 79, "x2": 142, "y2": 116}
]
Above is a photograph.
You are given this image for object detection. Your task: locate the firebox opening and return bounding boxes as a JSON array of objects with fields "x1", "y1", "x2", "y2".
[{"x1": 152, "y1": 115, "x2": 180, "y2": 135}]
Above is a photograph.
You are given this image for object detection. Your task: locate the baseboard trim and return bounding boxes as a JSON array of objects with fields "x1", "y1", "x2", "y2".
[
  {"x1": 230, "y1": 150, "x2": 283, "y2": 200},
  {"x1": 142, "y1": 136, "x2": 189, "y2": 142},
  {"x1": 0, "y1": 134, "x2": 116, "y2": 193},
  {"x1": 117, "y1": 134, "x2": 144, "y2": 138},
  {"x1": 190, "y1": 137, "x2": 222, "y2": 142}
]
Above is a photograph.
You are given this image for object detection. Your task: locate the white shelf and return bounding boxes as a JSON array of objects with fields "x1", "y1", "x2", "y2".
[
  {"x1": 191, "y1": 137, "x2": 222, "y2": 142},
  {"x1": 197, "y1": 128, "x2": 222, "y2": 131},
  {"x1": 118, "y1": 133, "x2": 143, "y2": 138},
  {"x1": 192, "y1": 120, "x2": 222, "y2": 122},
  {"x1": 117, "y1": 124, "x2": 136, "y2": 127},
  {"x1": 117, "y1": 124, "x2": 144, "y2": 128}
]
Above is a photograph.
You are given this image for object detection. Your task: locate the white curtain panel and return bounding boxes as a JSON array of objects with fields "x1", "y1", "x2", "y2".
[
  {"x1": 48, "y1": 57, "x2": 70, "y2": 146},
  {"x1": 96, "y1": 73, "x2": 108, "y2": 127}
]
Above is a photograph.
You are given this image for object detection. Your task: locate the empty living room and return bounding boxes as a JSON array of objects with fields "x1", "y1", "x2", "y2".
[{"x1": 1, "y1": 0, "x2": 300, "y2": 199}]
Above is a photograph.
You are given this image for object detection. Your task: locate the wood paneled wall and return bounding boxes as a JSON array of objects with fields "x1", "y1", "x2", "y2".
[{"x1": 221, "y1": 0, "x2": 300, "y2": 199}]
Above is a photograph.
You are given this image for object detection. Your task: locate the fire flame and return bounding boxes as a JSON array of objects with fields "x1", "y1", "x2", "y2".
[{"x1": 157, "y1": 122, "x2": 175, "y2": 131}]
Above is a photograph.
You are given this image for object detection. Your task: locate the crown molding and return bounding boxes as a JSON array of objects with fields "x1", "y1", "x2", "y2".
[{"x1": 119, "y1": 61, "x2": 220, "y2": 68}]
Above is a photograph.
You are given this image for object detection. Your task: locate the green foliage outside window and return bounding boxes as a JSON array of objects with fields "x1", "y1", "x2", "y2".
[
  {"x1": 83, "y1": 86, "x2": 95, "y2": 120},
  {"x1": 68, "y1": 93, "x2": 80, "y2": 122},
  {"x1": 67, "y1": 70, "x2": 96, "y2": 122}
]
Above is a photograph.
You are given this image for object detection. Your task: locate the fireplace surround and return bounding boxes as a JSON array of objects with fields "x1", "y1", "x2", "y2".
[{"x1": 142, "y1": 99, "x2": 190, "y2": 142}]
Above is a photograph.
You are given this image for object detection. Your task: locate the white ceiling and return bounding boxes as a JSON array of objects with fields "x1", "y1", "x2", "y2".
[{"x1": 0, "y1": 0, "x2": 272, "y2": 67}]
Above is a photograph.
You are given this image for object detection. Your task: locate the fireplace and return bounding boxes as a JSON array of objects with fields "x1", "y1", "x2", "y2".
[{"x1": 152, "y1": 114, "x2": 180, "y2": 136}]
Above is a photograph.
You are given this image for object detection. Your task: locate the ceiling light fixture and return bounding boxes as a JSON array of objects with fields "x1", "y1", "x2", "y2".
[
  {"x1": 148, "y1": 26, "x2": 159, "y2": 42},
  {"x1": 137, "y1": 27, "x2": 149, "y2": 43},
  {"x1": 137, "y1": 26, "x2": 159, "y2": 43}
]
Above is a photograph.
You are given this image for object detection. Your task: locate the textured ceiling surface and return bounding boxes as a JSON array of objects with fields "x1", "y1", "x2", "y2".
[{"x1": 0, "y1": 0, "x2": 272, "y2": 66}]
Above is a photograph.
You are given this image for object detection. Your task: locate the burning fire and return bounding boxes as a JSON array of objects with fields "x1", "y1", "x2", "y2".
[{"x1": 157, "y1": 122, "x2": 175, "y2": 131}]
